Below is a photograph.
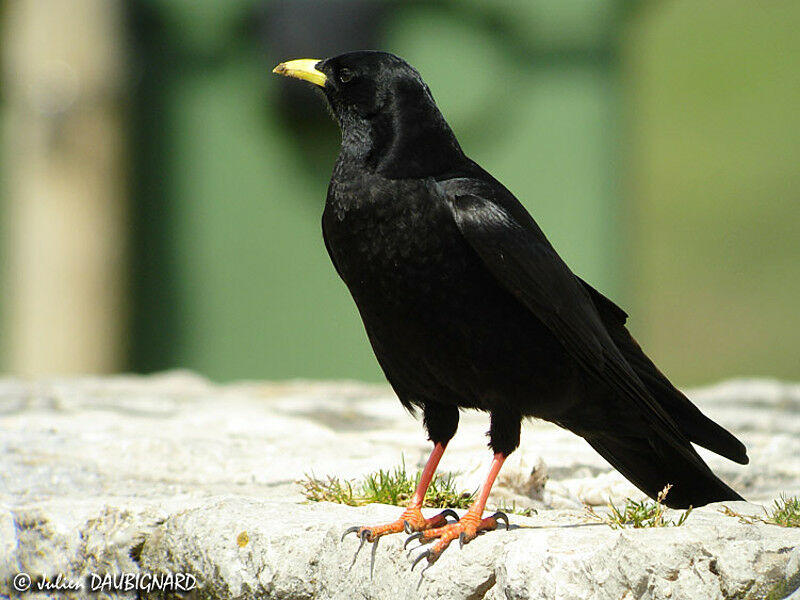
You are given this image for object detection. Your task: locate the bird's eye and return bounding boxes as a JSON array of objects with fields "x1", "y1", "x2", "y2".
[{"x1": 338, "y1": 68, "x2": 354, "y2": 84}]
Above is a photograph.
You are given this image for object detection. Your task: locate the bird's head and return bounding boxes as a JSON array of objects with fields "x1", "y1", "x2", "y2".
[{"x1": 273, "y1": 51, "x2": 464, "y2": 178}]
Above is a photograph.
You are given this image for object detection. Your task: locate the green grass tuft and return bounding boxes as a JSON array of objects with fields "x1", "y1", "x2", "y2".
[
  {"x1": 299, "y1": 458, "x2": 475, "y2": 509},
  {"x1": 494, "y1": 499, "x2": 537, "y2": 517},
  {"x1": 766, "y1": 495, "x2": 800, "y2": 527},
  {"x1": 584, "y1": 485, "x2": 692, "y2": 529},
  {"x1": 300, "y1": 474, "x2": 360, "y2": 506},
  {"x1": 722, "y1": 494, "x2": 800, "y2": 528}
]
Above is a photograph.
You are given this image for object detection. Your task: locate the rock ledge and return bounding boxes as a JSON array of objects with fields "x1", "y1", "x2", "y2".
[{"x1": 1, "y1": 374, "x2": 798, "y2": 599}]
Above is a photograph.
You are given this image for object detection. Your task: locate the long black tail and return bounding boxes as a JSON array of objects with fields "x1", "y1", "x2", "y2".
[
  {"x1": 615, "y1": 333, "x2": 748, "y2": 466},
  {"x1": 582, "y1": 279, "x2": 748, "y2": 465},
  {"x1": 585, "y1": 432, "x2": 744, "y2": 508},
  {"x1": 581, "y1": 280, "x2": 748, "y2": 507}
]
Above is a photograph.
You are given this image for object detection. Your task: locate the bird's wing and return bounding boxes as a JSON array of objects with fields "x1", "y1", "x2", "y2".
[
  {"x1": 321, "y1": 213, "x2": 345, "y2": 280},
  {"x1": 442, "y1": 183, "x2": 691, "y2": 448}
]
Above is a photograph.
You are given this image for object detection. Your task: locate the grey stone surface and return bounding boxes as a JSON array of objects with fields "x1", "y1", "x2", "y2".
[{"x1": 0, "y1": 373, "x2": 798, "y2": 599}]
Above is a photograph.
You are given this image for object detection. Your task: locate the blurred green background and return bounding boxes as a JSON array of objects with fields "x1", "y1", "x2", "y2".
[
  {"x1": 1, "y1": 0, "x2": 798, "y2": 385},
  {"x1": 627, "y1": 2, "x2": 800, "y2": 383}
]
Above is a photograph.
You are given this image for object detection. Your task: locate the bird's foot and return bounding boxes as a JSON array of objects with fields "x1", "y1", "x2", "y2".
[
  {"x1": 406, "y1": 510, "x2": 508, "y2": 568},
  {"x1": 341, "y1": 507, "x2": 459, "y2": 543}
]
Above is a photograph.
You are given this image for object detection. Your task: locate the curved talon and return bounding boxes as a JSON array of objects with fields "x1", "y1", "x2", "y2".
[
  {"x1": 355, "y1": 532, "x2": 367, "y2": 557},
  {"x1": 341, "y1": 525, "x2": 361, "y2": 542},
  {"x1": 411, "y1": 549, "x2": 431, "y2": 571},
  {"x1": 490, "y1": 511, "x2": 509, "y2": 529},
  {"x1": 440, "y1": 508, "x2": 460, "y2": 522},
  {"x1": 458, "y1": 531, "x2": 466, "y2": 549},
  {"x1": 369, "y1": 535, "x2": 380, "y2": 579},
  {"x1": 404, "y1": 531, "x2": 424, "y2": 549},
  {"x1": 403, "y1": 520, "x2": 412, "y2": 534}
]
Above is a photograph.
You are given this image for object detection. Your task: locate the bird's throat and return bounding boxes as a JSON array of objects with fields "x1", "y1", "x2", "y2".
[{"x1": 338, "y1": 107, "x2": 464, "y2": 179}]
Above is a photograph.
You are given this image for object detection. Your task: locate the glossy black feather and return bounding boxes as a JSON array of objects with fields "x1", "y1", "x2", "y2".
[{"x1": 312, "y1": 51, "x2": 746, "y2": 507}]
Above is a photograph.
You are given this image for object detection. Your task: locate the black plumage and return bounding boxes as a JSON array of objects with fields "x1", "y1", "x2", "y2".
[{"x1": 274, "y1": 51, "x2": 747, "y2": 560}]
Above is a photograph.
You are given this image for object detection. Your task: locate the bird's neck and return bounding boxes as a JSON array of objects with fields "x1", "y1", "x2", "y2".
[
  {"x1": 376, "y1": 111, "x2": 465, "y2": 179},
  {"x1": 338, "y1": 106, "x2": 465, "y2": 179}
]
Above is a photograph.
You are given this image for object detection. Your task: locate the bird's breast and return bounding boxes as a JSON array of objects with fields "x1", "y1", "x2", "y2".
[
  {"x1": 323, "y1": 182, "x2": 470, "y2": 314},
  {"x1": 322, "y1": 171, "x2": 577, "y2": 413}
]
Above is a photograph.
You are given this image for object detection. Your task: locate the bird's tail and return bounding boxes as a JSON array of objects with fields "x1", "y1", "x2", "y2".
[
  {"x1": 582, "y1": 279, "x2": 749, "y2": 467},
  {"x1": 585, "y1": 432, "x2": 744, "y2": 509},
  {"x1": 579, "y1": 280, "x2": 747, "y2": 507},
  {"x1": 616, "y1": 333, "x2": 749, "y2": 466}
]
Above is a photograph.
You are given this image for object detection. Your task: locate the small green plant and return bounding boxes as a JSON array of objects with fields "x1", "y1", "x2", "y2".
[
  {"x1": 722, "y1": 494, "x2": 800, "y2": 528},
  {"x1": 494, "y1": 499, "x2": 537, "y2": 517},
  {"x1": 299, "y1": 459, "x2": 475, "y2": 509},
  {"x1": 301, "y1": 474, "x2": 360, "y2": 505},
  {"x1": 584, "y1": 485, "x2": 692, "y2": 529},
  {"x1": 768, "y1": 495, "x2": 800, "y2": 527}
]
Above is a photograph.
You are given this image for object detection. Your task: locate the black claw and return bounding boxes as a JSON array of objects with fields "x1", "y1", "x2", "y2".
[
  {"x1": 349, "y1": 530, "x2": 368, "y2": 569},
  {"x1": 342, "y1": 526, "x2": 361, "y2": 542},
  {"x1": 403, "y1": 520, "x2": 413, "y2": 534},
  {"x1": 458, "y1": 531, "x2": 466, "y2": 549},
  {"x1": 369, "y1": 535, "x2": 380, "y2": 579},
  {"x1": 404, "y1": 531, "x2": 424, "y2": 549},
  {"x1": 489, "y1": 511, "x2": 508, "y2": 530},
  {"x1": 350, "y1": 539, "x2": 364, "y2": 569},
  {"x1": 411, "y1": 549, "x2": 431, "y2": 571},
  {"x1": 490, "y1": 511, "x2": 509, "y2": 529},
  {"x1": 360, "y1": 529, "x2": 372, "y2": 542},
  {"x1": 439, "y1": 508, "x2": 460, "y2": 522}
]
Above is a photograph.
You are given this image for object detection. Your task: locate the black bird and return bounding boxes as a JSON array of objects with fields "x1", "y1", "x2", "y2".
[{"x1": 273, "y1": 52, "x2": 747, "y2": 565}]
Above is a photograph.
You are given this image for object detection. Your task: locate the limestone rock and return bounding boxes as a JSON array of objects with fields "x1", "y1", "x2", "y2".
[{"x1": 1, "y1": 373, "x2": 798, "y2": 599}]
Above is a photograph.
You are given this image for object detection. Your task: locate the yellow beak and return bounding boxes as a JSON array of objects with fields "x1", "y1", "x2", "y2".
[{"x1": 272, "y1": 59, "x2": 326, "y2": 87}]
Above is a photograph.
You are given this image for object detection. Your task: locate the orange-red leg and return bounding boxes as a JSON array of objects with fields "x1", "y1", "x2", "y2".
[
  {"x1": 407, "y1": 452, "x2": 509, "y2": 568},
  {"x1": 341, "y1": 442, "x2": 458, "y2": 543}
]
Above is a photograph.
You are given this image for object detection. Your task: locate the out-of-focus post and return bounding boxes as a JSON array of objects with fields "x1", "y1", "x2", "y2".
[{"x1": 2, "y1": 1, "x2": 127, "y2": 375}]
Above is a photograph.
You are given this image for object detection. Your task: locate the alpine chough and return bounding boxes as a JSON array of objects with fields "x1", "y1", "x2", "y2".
[{"x1": 273, "y1": 51, "x2": 748, "y2": 566}]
